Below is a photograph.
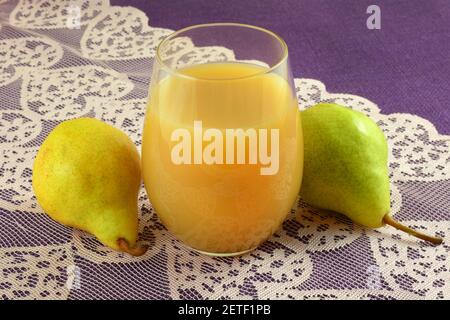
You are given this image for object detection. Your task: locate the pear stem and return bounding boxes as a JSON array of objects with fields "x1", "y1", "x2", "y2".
[
  {"x1": 383, "y1": 215, "x2": 443, "y2": 245},
  {"x1": 117, "y1": 238, "x2": 149, "y2": 256}
]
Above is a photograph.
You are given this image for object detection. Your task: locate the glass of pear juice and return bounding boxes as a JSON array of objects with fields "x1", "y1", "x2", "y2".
[{"x1": 142, "y1": 23, "x2": 303, "y2": 256}]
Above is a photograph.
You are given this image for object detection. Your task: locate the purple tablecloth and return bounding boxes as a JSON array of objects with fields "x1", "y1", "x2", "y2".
[{"x1": 117, "y1": 0, "x2": 450, "y2": 134}]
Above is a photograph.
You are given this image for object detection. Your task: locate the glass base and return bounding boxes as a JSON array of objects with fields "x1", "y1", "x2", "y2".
[{"x1": 192, "y1": 247, "x2": 257, "y2": 257}]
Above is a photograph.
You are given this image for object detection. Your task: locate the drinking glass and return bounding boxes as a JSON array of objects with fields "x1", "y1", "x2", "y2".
[{"x1": 142, "y1": 23, "x2": 303, "y2": 256}]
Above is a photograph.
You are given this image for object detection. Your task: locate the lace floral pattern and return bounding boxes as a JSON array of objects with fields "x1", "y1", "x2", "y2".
[
  {"x1": 80, "y1": 6, "x2": 173, "y2": 60},
  {"x1": 21, "y1": 66, "x2": 133, "y2": 120},
  {"x1": 0, "y1": 0, "x2": 449, "y2": 299},
  {"x1": 9, "y1": 0, "x2": 110, "y2": 29},
  {"x1": 0, "y1": 37, "x2": 63, "y2": 87}
]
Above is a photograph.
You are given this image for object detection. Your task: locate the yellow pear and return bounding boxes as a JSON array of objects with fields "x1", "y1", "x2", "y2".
[{"x1": 33, "y1": 118, "x2": 147, "y2": 256}]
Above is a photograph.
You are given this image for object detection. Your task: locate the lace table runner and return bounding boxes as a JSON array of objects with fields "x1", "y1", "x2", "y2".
[{"x1": 0, "y1": 1, "x2": 449, "y2": 300}]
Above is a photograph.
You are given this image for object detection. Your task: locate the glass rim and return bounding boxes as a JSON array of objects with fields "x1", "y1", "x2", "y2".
[{"x1": 155, "y1": 22, "x2": 289, "y2": 81}]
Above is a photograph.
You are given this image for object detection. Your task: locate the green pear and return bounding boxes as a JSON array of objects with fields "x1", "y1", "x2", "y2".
[
  {"x1": 301, "y1": 103, "x2": 442, "y2": 244},
  {"x1": 33, "y1": 118, "x2": 147, "y2": 255}
]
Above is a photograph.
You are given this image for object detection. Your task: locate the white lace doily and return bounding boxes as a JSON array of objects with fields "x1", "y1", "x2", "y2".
[{"x1": 0, "y1": 0, "x2": 449, "y2": 300}]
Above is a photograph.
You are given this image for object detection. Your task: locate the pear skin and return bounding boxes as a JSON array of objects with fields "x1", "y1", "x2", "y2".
[
  {"x1": 301, "y1": 103, "x2": 390, "y2": 228},
  {"x1": 33, "y1": 118, "x2": 147, "y2": 256},
  {"x1": 301, "y1": 103, "x2": 442, "y2": 245}
]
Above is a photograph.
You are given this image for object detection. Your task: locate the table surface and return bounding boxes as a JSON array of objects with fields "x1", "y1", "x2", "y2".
[
  {"x1": 116, "y1": 0, "x2": 450, "y2": 134},
  {"x1": 0, "y1": 0, "x2": 449, "y2": 300}
]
